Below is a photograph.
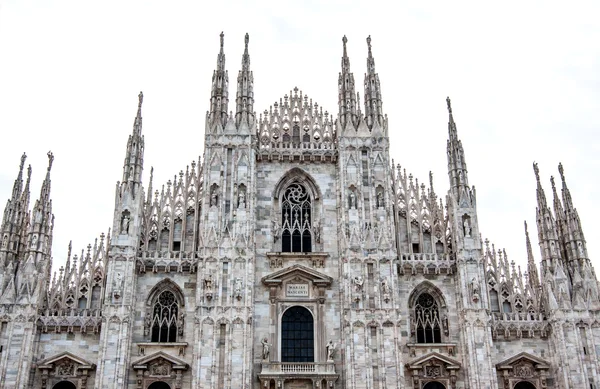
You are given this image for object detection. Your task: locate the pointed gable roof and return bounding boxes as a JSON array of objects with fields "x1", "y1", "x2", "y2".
[
  {"x1": 406, "y1": 352, "x2": 461, "y2": 370},
  {"x1": 262, "y1": 264, "x2": 332, "y2": 287},
  {"x1": 37, "y1": 351, "x2": 96, "y2": 370},
  {"x1": 496, "y1": 352, "x2": 550, "y2": 370},
  {"x1": 131, "y1": 351, "x2": 188, "y2": 370}
]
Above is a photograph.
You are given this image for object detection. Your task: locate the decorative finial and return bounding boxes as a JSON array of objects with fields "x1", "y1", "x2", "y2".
[
  {"x1": 245, "y1": 33, "x2": 249, "y2": 48},
  {"x1": 20, "y1": 153, "x2": 27, "y2": 170},
  {"x1": 342, "y1": 35, "x2": 348, "y2": 46},
  {"x1": 138, "y1": 91, "x2": 143, "y2": 108},
  {"x1": 446, "y1": 96, "x2": 452, "y2": 114},
  {"x1": 220, "y1": 31, "x2": 224, "y2": 48},
  {"x1": 47, "y1": 151, "x2": 54, "y2": 171},
  {"x1": 558, "y1": 162, "x2": 565, "y2": 183},
  {"x1": 550, "y1": 176, "x2": 556, "y2": 190},
  {"x1": 533, "y1": 162, "x2": 540, "y2": 183},
  {"x1": 367, "y1": 35, "x2": 372, "y2": 52}
]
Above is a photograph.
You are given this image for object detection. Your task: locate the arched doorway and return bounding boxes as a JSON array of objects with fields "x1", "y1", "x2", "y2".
[
  {"x1": 148, "y1": 382, "x2": 171, "y2": 389},
  {"x1": 52, "y1": 382, "x2": 77, "y2": 389},
  {"x1": 281, "y1": 306, "x2": 314, "y2": 362},
  {"x1": 423, "y1": 382, "x2": 446, "y2": 389},
  {"x1": 514, "y1": 382, "x2": 536, "y2": 389}
]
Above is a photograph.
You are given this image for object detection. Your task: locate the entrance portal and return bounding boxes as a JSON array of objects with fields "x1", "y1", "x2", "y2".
[
  {"x1": 514, "y1": 382, "x2": 536, "y2": 389},
  {"x1": 148, "y1": 382, "x2": 171, "y2": 389},
  {"x1": 423, "y1": 382, "x2": 446, "y2": 389},
  {"x1": 52, "y1": 382, "x2": 77, "y2": 389}
]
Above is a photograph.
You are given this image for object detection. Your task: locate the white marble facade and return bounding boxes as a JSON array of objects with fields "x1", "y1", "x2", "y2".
[{"x1": 0, "y1": 34, "x2": 599, "y2": 389}]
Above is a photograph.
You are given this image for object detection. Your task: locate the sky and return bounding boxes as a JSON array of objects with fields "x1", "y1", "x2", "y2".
[{"x1": 0, "y1": 1, "x2": 599, "y2": 277}]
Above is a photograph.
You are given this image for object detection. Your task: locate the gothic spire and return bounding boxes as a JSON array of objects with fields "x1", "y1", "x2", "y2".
[
  {"x1": 525, "y1": 221, "x2": 540, "y2": 290},
  {"x1": 1, "y1": 153, "x2": 31, "y2": 256},
  {"x1": 446, "y1": 97, "x2": 469, "y2": 200},
  {"x1": 209, "y1": 31, "x2": 229, "y2": 129},
  {"x1": 121, "y1": 92, "x2": 145, "y2": 194},
  {"x1": 558, "y1": 163, "x2": 588, "y2": 262},
  {"x1": 338, "y1": 35, "x2": 357, "y2": 130},
  {"x1": 533, "y1": 163, "x2": 562, "y2": 270},
  {"x1": 235, "y1": 33, "x2": 254, "y2": 128},
  {"x1": 363, "y1": 35, "x2": 384, "y2": 129}
]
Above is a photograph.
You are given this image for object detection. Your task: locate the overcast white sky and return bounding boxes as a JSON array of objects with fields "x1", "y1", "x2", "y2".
[{"x1": 1, "y1": 1, "x2": 599, "y2": 276}]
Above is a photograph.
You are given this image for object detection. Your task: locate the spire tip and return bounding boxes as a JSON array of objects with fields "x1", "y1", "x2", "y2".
[{"x1": 446, "y1": 96, "x2": 452, "y2": 114}]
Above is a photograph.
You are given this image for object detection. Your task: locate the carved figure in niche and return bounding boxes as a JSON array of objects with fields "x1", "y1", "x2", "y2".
[
  {"x1": 31, "y1": 234, "x2": 38, "y2": 248},
  {"x1": 578, "y1": 241, "x2": 585, "y2": 256},
  {"x1": 353, "y1": 275, "x2": 364, "y2": 292},
  {"x1": 56, "y1": 360, "x2": 74, "y2": 376},
  {"x1": 121, "y1": 213, "x2": 131, "y2": 234},
  {"x1": 234, "y1": 278, "x2": 243, "y2": 299},
  {"x1": 463, "y1": 218, "x2": 471, "y2": 237},
  {"x1": 381, "y1": 277, "x2": 391, "y2": 302},
  {"x1": 442, "y1": 314, "x2": 449, "y2": 335},
  {"x1": 271, "y1": 218, "x2": 281, "y2": 242},
  {"x1": 144, "y1": 315, "x2": 151, "y2": 336},
  {"x1": 471, "y1": 277, "x2": 480, "y2": 303},
  {"x1": 1, "y1": 234, "x2": 7, "y2": 248},
  {"x1": 313, "y1": 220, "x2": 321, "y2": 243},
  {"x1": 349, "y1": 190, "x2": 356, "y2": 209},
  {"x1": 326, "y1": 340, "x2": 336, "y2": 361},
  {"x1": 376, "y1": 191, "x2": 384, "y2": 208},
  {"x1": 204, "y1": 274, "x2": 213, "y2": 291},
  {"x1": 238, "y1": 189, "x2": 246, "y2": 208},
  {"x1": 210, "y1": 188, "x2": 218, "y2": 207},
  {"x1": 114, "y1": 272, "x2": 124, "y2": 291},
  {"x1": 261, "y1": 337, "x2": 270, "y2": 360},
  {"x1": 177, "y1": 312, "x2": 185, "y2": 336}
]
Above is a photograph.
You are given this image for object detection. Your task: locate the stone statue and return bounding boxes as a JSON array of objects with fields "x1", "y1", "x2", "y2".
[
  {"x1": 1, "y1": 234, "x2": 7, "y2": 248},
  {"x1": 234, "y1": 277, "x2": 243, "y2": 299},
  {"x1": 349, "y1": 190, "x2": 356, "y2": 209},
  {"x1": 210, "y1": 190, "x2": 218, "y2": 207},
  {"x1": 326, "y1": 340, "x2": 336, "y2": 361},
  {"x1": 471, "y1": 277, "x2": 480, "y2": 302},
  {"x1": 30, "y1": 234, "x2": 38, "y2": 248},
  {"x1": 238, "y1": 190, "x2": 246, "y2": 209},
  {"x1": 144, "y1": 315, "x2": 151, "y2": 336},
  {"x1": 271, "y1": 219, "x2": 281, "y2": 242},
  {"x1": 376, "y1": 191, "x2": 384, "y2": 208},
  {"x1": 205, "y1": 274, "x2": 213, "y2": 291},
  {"x1": 261, "y1": 337, "x2": 270, "y2": 360},
  {"x1": 353, "y1": 275, "x2": 364, "y2": 292},
  {"x1": 313, "y1": 220, "x2": 321, "y2": 243},
  {"x1": 177, "y1": 312, "x2": 185, "y2": 336},
  {"x1": 121, "y1": 214, "x2": 130, "y2": 234},
  {"x1": 463, "y1": 218, "x2": 471, "y2": 237}
]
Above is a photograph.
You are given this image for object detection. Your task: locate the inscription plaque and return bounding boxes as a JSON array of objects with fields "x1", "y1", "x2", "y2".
[{"x1": 286, "y1": 283, "x2": 309, "y2": 297}]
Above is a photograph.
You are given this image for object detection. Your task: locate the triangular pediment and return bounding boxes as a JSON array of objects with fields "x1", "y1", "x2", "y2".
[
  {"x1": 132, "y1": 351, "x2": 188, "y2": 369},
  {"x1": 407, "y1": 352, "x2": 461, "y2": 370},
  {"x1": 496, "y1": 352, "x2": 550, "y2": 370},
  {"x1": 262, "y1": 264, "x2": 332, "y2": 287},
  {"x1": 37, "y1": 351, "x2": 96, "y2": 370}
]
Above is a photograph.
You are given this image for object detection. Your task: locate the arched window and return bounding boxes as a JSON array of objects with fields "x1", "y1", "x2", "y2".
[
  {"x1": 415, "y1": 293, "x2": 442, "y2": 343},
  {"x1": 52, "y1": 382, "x2": 77, "y2": 389},
  {"x1": 151, "y1": 290, "x2": 179, "y2": 342},
  {"x1": 281, "y1": 306, "x2": 314, "y2": 362},
  {"x1": 281, "y1": 183, "x2": 312, "y2": 253},
  {"x1": 489, "y1": 290, "x2": 500, "y2": 312},
  {"x1": 148, "y1": 382, "x2": 172, "y2": 389}
]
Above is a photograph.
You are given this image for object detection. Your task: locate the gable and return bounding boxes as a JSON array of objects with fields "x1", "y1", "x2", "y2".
[
  {"x1": 37, "y1": 352, "x2": 96, "y2": 370},
  {"x1": 262, "y1": 264, "x2": 332, "y2": 287}
]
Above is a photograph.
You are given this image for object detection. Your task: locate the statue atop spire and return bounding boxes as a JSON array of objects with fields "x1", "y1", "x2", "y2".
[{"x1": 446, "y1": 96, "x2": 452, "y2": 114}]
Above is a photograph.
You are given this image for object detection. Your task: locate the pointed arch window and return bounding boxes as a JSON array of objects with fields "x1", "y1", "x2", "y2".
[
  {"x1": 415, "y1": 293, "x2": 442, "y2": 343},
  {"x1": 151, "y1": 290, "x2": 179, "y2": 342},
  {"x1": 281, "y1": 183, "x2": 312, "y2": 253}
]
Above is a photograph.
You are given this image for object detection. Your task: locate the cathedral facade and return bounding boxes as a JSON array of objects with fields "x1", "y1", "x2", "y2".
[{"x1": 0, "y1": 33, "x2": 599, "y2": 389}]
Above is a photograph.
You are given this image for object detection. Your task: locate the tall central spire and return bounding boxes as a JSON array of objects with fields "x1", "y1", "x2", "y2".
[
  {"x1": 338, "y1": 35, "x2": 357, "y2": 130},
  {"x1": 121, "y1": 92, "x2": 145, "y2": 197},
  {"x1": 446, "y1": 97, "x2": 469, "y2": 200},
  {"x1": 208, "y1": 32, "x2": 229, "y2": 129},
  {"x1": 363, "y1": 35, "x2": 384, "y2": 129},
  {"x1": 235, "y1": 33, "x2": 254, "y2": 128}
]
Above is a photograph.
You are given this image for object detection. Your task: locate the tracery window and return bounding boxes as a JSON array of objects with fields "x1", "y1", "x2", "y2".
[
  {"x1": 415, "y1": 293, "x2": 442, "y2": 343},
  {"x1": 151, "y1": 290, "x2": 179, "y2": 342},
  {"x1": 281, "y1": 183, "x2": 312, "y2": 253},
  {"x1": 281, "y1": 306, "x2": 314, "y2": 362}
]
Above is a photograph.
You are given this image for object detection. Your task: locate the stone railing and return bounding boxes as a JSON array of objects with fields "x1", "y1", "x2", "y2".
[
  {"x1": 260, "y1": 362, "x2": 336, "y2": 375},
  {"x1": 38, "y1": 310, "x2": 103, "y2": 333},
  {"x1": 491, "y1": 312, "x2": 546, "y2": 322},
  {"x1": 257, "y1": 142, "x2": 338, "y2": 163}
]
